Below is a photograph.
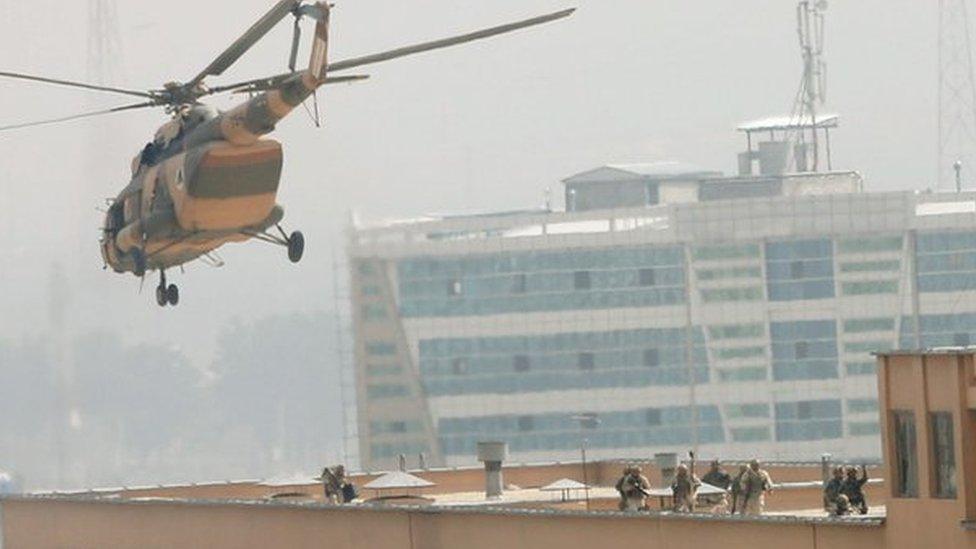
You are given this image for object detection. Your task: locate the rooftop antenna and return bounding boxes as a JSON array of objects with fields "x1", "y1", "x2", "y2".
[
  {"x1": 939, "y1": 0, "x2": 976, "y2": 191},
  {"x1": 793, "y1": 0, "x2": 828, "y2": 171}
]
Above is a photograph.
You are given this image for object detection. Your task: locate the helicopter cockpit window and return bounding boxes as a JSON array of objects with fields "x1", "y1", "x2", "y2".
[{"x1": 107, "y1": 202, "x2": 124, "y2": 232}]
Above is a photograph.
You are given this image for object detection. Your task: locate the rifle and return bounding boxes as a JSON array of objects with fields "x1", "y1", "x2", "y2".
[{"x1": 626, "y1": 475, "x2": 652, "y2": 498}]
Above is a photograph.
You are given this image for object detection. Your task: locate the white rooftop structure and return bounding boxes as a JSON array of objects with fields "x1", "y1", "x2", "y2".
[
  {"x1": 539, "y1": 478, "x2": 589, "y2": 492},
  {"x1": 563, "y1": 162, "x2": 722, "y2": 185},
  {"x1": 737, "y1": 114, "x2": 840, "y2": 132},
  {"x1": 363, "y1": 471, "x2": 436, "y2": 490}
]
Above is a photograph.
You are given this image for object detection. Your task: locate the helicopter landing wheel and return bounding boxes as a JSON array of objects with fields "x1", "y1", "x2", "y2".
[
  {"x1": 287, "y1": 230, "x2": 305, "y2": 263},
  {"x1": 132, "y1": 248, "x2": 147, "y2": 278},
  {"x1": 156, "y1": 285, "x2": 168, "y2": 307},
  {"x1": 166, "y1": 284, "x2": 179, "y2": 306}
]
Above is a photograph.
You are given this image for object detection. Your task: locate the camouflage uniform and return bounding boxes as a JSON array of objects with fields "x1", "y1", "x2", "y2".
[
  {"x1": 729, "y1": 465, "x2": 748, "y2": 514},
  {"x1": 320, "y1": 465, "x2": 345, "y2": 504},
  {"x1": 840, "y1": 465, "x2": 869, "y2": 515},
  {"x1": 701, "y1": 461, "x2": 732, "y2": 511},
  {"x1": 823, "y1": 467, "x2": 845, "y2": 514},
  {"x1": 739, "y1": 461, "x2": 773, "y2": 516},
  {"x1": 671, "y1": 464, "x2": 702, "y2": 512},
  {"x1": 615, "y1": 466, "x2": 650, "y2": 512}
]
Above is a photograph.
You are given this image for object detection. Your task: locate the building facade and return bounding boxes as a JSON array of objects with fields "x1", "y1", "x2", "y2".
[{"x1": 348, "y1": 168, "x2": 976, "y2": 470}]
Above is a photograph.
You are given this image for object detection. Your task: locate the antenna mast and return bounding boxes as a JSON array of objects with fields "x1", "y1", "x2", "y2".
[
  {"x1": 794, "y1": 1, "x2": 828, "y2": 171},
  {"x1": 938, "y1": 0, "x2": 976, "y2": 191},
  {"x1": 87, "y1": 0, "x2": 121, "y2": 84}
]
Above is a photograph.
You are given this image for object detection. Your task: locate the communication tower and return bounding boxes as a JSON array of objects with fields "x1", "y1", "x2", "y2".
[
  {"x1": 938, "y1": 0, "x2": 976, "y2": 191},
  {"x1": 791, "y1": 0, "x2": 828, "y2": 172}
]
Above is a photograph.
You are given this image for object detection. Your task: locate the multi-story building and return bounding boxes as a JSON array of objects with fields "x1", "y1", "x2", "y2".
[{"x1": 347, "y1": 117, "x2": 976, "y2": 470}]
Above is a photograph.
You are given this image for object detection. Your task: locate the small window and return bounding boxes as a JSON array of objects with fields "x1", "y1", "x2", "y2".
[
  {"x1": 931, "y1": 412, "x2": 957, "y2": 498},
  {"x1": 578, "y1": 413, "x2": 600, "y2": 429},
  {"x1": 796, "y1": 401, "x2": 813, "y2": 420},
  {"x1": 451, "y1": 358, "x2": 468, "y2": 375},
  {"x1": 511, "y1": 273, "x2": 527, "y2": 294},
  {"x1": 390, "y1": 421, "x2": 408, "y2": 433},
  {"x1": 645, "y1": 408, "x2": 662, "y2": 426},
  {"x1": 638, "y1": 268, "x2": 656, "y2": 287},
  {"x1": 893, "y1": 410, "x2": 918, "y2": 497},
  {"x1": 949, "y1": 253, "x2": 964, "y2": 269},
  {"x1": 448, "y1": 279, "x2": 462, "y2": 296},
  {"x1": 643, "y1": 348, "x2": 660, "y2": 368},
  {"x1": 953, "y1": 332, "x2": 970, "y2": 347},
  {"x1": 513, "y1": 355, "x2": 531, "y2": 372},
  {"x1": 795, "y1": 341, "x2": 809, "y2": 359},
  {"x1": 578, "y1": 352, "x2": 595, "y2": 371},
  {"x1": 574, "y1": 271, "x2": 591, "y2": 290},
  {"x1": 358, "y1": 262, "x2": 376, "y2": 276},
  {"x1": 517, "y1": 416, "x2": 534, "y2": 431},
  {"x1": 790, "y1": 260, "x2": 805, "y2": 279}
]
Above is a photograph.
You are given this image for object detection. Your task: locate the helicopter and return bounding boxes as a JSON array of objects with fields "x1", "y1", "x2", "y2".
[{"x1": 0, "y1": 1, "x2": 574, "y2": 307}]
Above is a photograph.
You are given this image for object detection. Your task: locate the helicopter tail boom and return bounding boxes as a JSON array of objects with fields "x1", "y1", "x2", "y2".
[{"x1": 217, "y1": 2, "x2": 330, "y2": 146}]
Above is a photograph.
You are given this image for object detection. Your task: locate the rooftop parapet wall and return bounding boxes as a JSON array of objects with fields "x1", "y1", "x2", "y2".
[{"x1": 0, "y1": 496, "x2": 884, "y2": 549}]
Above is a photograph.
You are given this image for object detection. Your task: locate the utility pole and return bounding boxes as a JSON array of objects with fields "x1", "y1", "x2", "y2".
[
  {"x1": 571, "y1": 413, "x2": 600, "y2": 511},
  {"x1": 939, "y1": 0, "x2": 976, "y2": 189}
]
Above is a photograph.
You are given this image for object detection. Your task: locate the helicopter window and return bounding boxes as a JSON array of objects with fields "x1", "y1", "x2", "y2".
[{"x1": 107, "y1": 202, "x2": 124, "y2": 231}]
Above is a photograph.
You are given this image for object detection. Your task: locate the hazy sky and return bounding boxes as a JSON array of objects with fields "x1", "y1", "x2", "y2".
[{"x1": 0, "y1": 0, "x2": 941, "y2": 366}]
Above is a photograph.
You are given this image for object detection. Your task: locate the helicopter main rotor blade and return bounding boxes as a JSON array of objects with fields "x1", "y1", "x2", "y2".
[
  {"x1": 210, "y1": 73, "x2": 368, "y2": 95},
  {"x1": 186, "y1": 0, "x2": 301, "y2": 89},
  {"x1": 327, "y1": 8, "x2": 576, "y2": 73},
  {"x1": 0, "y1": 70, "x2": 156, "y2": 99},
  {"x1": 0, "y1": 101, "x2": 158, "y2": 132},
  {"x1": 206, "y1": 8, "x2": 574, "y2": 96}
]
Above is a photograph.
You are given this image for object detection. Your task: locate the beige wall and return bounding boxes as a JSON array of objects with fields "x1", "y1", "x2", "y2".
[
  {"x1": 0, "y1": 497, "x2": 882, "y2": 549},
  {"x1": 878, "y1": 352, "x2": 976, "y2": 549}
]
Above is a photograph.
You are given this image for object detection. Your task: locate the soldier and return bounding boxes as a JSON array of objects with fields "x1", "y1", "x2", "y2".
[
  {"x1": 832, "y1": 494, "x2": 852, "y2": 516},
  {"x1": 701, "y1": 460, "x2": 732, "y2": 512},
  {"x1": 671, "y1": 463, "x2": 702, "y2": 512},
  {"x1": 823, "y1": 466, "x2": 845, "y2": 515},
  {"x1": 615, "y1": 465, "x2": 651, "y2": 512},
  {"x1": 738, "y1": 459, "x2": 773, "y2": 516},
  {"x1": 702, "y1": 460, "x2": 732, "y2": 489},
  {"x1": 318, "y1": 465, "x2": 346, "y2": 504},
  {"x1": 729, "y1": 464, "x2": 748, "y2": 514},
  {"x1": 841, "y1": 465, "x2": 869, "y2": 515}
]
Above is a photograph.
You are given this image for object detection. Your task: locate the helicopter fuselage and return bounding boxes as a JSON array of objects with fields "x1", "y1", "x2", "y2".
[
  {"x1": 100, "y1": 132, "x2": 286, "y2": 274},
  {"x1": 99, "y1": 44, "x2": 332, "y2": 277}
]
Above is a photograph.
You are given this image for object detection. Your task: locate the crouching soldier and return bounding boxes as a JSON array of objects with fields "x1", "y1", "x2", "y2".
[
  {"x1": 616, "y1": 466, "x2": 651, "y2": 512},
  {"x1": 823, "y1": 466, "x2": 845, "y2": 515}
]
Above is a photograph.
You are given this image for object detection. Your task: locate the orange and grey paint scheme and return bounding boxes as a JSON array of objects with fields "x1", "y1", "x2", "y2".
[
  {"x1": 101, "y1": 3, "x2": 335, "y2": 288},
  {"x1": 1, "y1": 0, "x2": 574, "y2": 306}
]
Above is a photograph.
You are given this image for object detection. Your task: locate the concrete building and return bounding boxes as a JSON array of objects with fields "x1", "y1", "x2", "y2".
[{"x1": 347, "y1": 119, "x2": 976, "y2": 470}]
